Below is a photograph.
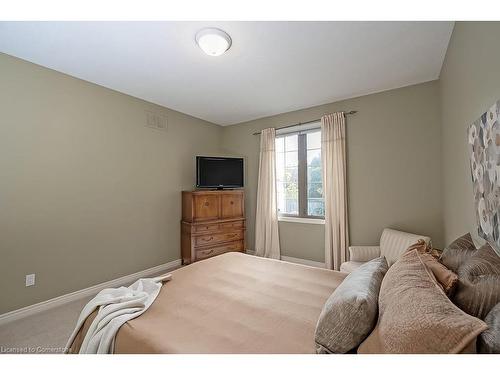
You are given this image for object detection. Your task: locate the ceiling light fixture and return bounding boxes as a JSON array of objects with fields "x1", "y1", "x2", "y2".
[{"x1": 195, "y1": 28, "x2": 232, "y2": 57}]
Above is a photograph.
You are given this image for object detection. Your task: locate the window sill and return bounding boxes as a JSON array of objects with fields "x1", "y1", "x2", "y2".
[{"x1": 278, "y1": 216, "x2": 325, "y2": 225}]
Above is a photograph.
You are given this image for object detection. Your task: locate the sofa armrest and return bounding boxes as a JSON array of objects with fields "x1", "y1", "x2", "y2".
[{"x1": 349, "y1": 246, "x2": 381, "y2": 262}]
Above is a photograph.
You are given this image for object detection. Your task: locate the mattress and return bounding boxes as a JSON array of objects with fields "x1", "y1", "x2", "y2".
[{"x1": 69, "y1": 252, "x2": 346, "y2": 353}]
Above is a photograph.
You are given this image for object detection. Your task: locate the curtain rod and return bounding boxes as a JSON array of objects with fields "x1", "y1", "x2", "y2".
[{"x1": 252, "y1": 111, "x2": 357, "y2": 135}]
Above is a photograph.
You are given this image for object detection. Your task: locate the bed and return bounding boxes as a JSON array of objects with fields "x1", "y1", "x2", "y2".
[{"x1": 69, "y1": 252, "x2": 347, "y2": 353}]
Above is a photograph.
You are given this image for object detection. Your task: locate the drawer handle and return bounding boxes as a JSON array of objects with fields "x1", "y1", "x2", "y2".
[
  {"x1": 204, "y1": 202, "x2": 210, "y2": 207},
  {"x1": 203, "y1": 236, "x2": 214, "y2": 241},
  {"x1": 205, "y1": 249, "x2": 214, "y2": 255},
  {"x1": 230, "y1": 201, "x2": 234, "y2": 205}
]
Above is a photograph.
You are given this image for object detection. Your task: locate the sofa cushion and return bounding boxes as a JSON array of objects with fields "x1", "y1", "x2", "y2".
[
  {"x1": 348, "y1": 246, "x2": 381, "y2": 262},
  {"x1": 478, "y1": 302, "x2": 500, "y2": 353},
  {"x1": 339, "y1": 261, "x2": 364, "y2": 273},
  {"x1": 315, "y1": 257, "x2": 388, "y2": 353},
  {"x1": 380, "y1": 228, "x2": 430, "y2": 266},
  {"x1": 358, "y1": 250, "x2": 487, "y2": 353},
  {"x1": 453, "y1": 242, "x2": 500, "y2": 320},
  {"x1": 440, "y1": 233, "x2": 478, "y2": 273}
]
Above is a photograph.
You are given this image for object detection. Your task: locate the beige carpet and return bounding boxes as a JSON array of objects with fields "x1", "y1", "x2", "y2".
[{"x1": 0, "y1": 296, "x2": 91, "y2": 354}]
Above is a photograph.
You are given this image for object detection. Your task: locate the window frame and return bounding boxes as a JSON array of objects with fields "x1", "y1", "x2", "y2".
[{"x1": 276, "y1": 128, "x2": 324, "y2": 220}]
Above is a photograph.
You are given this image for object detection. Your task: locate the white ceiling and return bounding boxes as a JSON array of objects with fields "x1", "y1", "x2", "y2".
[{"x1": 0, "y1": 22, "x2": 454, "y2": 126}]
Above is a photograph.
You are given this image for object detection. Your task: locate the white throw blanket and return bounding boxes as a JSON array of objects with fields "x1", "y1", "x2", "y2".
[{"x1": 65, "y1": 274, "x2": 171, "y2": 354}]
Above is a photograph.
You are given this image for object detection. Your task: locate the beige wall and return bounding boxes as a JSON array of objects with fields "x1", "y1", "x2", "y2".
[
  {"x1": 278, "y1": 222, "x2": 325, "y2": 262},
  {"x1": 0, "y1": 53, "x2": 222, "y2": 314},
  {"x1": 221, "y1": 81, "x2": 444, "y2": 262},
  {"x1": 439, "y1": 22, "x2": 500, "y2": 246}
]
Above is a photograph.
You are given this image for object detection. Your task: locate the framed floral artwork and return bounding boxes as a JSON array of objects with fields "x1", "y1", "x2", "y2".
[{"x1": 468, "y1": 99, "x2": 500, "y2": 250}]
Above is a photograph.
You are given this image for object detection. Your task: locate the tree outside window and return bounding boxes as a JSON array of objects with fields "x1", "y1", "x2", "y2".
[{"x1": 276, "y1": 129, "x2": 324, "y2": 218}]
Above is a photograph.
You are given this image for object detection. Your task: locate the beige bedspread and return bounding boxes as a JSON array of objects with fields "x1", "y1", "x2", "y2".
[{"x1": 69, "y1": 252, "x2": 346, "y2": 353}]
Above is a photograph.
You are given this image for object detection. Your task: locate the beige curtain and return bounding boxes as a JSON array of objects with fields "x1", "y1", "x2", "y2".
[
  {"x1": 255, "y1": 128, "x2": 281, "y2": 259},
  {"x1": 321, "y1": 113, "x2": 349, "y2": 270}
]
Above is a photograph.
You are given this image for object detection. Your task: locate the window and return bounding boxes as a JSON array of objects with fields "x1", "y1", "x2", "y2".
[{"x1": 276, "y1": 129, "x2": 324, "y2": 218}]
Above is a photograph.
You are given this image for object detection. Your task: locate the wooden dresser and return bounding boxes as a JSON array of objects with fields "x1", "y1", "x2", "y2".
[{"x1": 181, "y1": 190, "x2": 246, "y2": 264}]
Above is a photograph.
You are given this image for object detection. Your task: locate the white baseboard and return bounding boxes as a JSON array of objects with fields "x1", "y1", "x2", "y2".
[
  {"x1": 246, "y1": 250, "x2": 325, "y2": 268},
  {"x1": 0, "y1": 259, "x2": 182, "y2": 326}
]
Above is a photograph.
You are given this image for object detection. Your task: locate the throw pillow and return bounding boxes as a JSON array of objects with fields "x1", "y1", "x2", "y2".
[{"x1": 315, "y1": 257, "x2": 388, "y2": 353}]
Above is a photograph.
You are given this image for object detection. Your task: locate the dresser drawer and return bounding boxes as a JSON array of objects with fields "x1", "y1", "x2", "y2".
[
  {"x1": 219, "y1": 220, "x2": 244, "y2": 230},
  {"x1": 194, "y1": 231, "x2": 243, "y2": 247},
  {"x1": 195, "y1": 240, "x2": 244, "y2": 261},
  {"x1": 193, "y1": 223, "x2": 220, "y2": 233}
]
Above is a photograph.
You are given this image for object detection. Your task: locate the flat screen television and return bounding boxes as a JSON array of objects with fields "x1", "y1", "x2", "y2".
[{"x1": 196, "y1": 156, "x2": 244, "y2": 189}]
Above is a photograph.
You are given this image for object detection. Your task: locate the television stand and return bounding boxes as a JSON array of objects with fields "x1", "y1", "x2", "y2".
[{"x1": 181, "y1": 190, "x2": 246, "y2": 264}]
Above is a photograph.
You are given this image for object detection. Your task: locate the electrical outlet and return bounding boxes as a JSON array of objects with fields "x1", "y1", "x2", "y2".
[{"x1": 25, "y1": 274, "x2": 35, "y2": 287}]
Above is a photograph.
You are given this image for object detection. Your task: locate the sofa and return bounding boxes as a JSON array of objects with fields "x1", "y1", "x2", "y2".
[
  {"x1": 317, "y1": 232, "x2": 500, "y2": 354},
  {"x1": 340, "y1": 228, "x2": 431, "y2": 273}
]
